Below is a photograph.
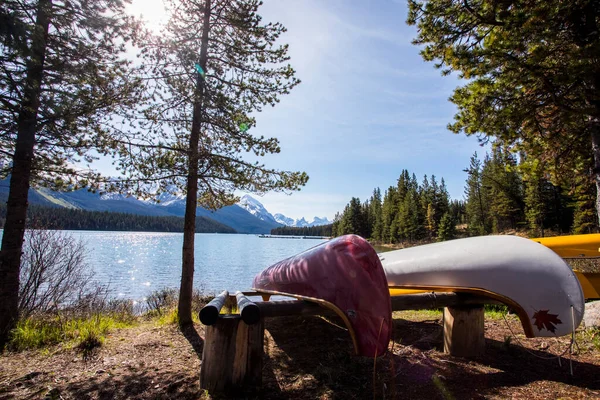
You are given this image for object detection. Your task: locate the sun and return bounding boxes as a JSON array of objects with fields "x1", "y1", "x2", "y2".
[{"x1": 127, "y1": 0, "x2": 168, "y2": 33}]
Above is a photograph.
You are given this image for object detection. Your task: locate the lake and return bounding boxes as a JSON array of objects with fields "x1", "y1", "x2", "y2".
[{"x1": 69, "y1": 231, "x2": 328, "y2": 300}]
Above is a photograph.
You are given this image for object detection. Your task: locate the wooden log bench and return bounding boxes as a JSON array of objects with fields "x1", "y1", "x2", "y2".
[{"x1": 199, "y1": 291, "x2": 503, "y2": 395}]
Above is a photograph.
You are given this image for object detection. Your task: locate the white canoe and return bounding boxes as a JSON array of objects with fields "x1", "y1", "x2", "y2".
[{"x1": 380, "y1": 235, "x2": 584, "y2": 337}]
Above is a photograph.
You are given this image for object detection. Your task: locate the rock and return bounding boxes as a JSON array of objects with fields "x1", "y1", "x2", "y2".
[{"x1": 583, "y1": 301, "x2": 600, "y2": 328}]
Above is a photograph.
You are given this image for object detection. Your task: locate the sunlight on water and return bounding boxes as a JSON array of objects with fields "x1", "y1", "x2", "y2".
[{"x1": 66, "y1": 231, "x2": 327, "y2": 300}]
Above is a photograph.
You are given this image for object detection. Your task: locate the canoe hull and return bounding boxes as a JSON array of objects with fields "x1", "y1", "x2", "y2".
[
  {"x1": 381, "y1": 235, "x2": 584, "y2": 337},
  {"x1": 253, "y1": 235, "x2": 391, "y2": 357}
]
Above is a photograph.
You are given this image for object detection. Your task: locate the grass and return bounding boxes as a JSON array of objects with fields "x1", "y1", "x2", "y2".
[
  {"x1": 9, "y1": 314, "x2": 135, "y2": 352},
  {"x1": 576, "y1": 327, "x2": 600, "y2": 352},
  {"x1": 484, "y1": 304, "x2": 510, "y2": 319},
  {"x1": 394, "y1": 306, "x2": 511, "y2": 323},
  {"x1": 8, "y1": 288, "x2": 213, "y2": 352},
  {"x1": 394, "y1": 309, "x2": 442, "y2": 320},
  {"x1": 156, "y1": 308, "x2": 180, "y2": 325}
]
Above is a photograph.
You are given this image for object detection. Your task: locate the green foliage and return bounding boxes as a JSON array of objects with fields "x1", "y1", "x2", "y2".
[
  {"x1": 157, "y1": 309, "x2": 180, "y2": 326},
  {"x1": 112, "y1": 0, "x2": 307, "y2": 205},
  {"x1": 437, "y1": 212, "x2": 456, "y2": 242},
  {"x1": 0, "y1": 203, "x2": 236, "y2": 233},
  {"x1": 338, "y1": 197, "x2": 368, "y2": 237},
  {"x1": 483, "y1": 304, "x2": 511, "y2": 320},
  {"x1": 0, "y1": 0, "x2": 142, "y2": 187},
  {"x1": 271, "y1": 224, "x2": 333, "y2": 237},
  {"x1": 464, "y1": 150, "x2": 579, "y2": 236},
  {"x1": 572, "y1": 175, "x2": 598, "y2": 234},
  {"x1": 521, "y1": 156, "x2": 575, "y2": 236},
  {"x1": 9, "y1": 314, "x2": 133, "y2": 351},
  {"x1": 408, "y1": 0, "x2": 600, "y2": 225},
  {"x1": 464, "y1": 153, "x2": 491, "y2": 235},
  {"x1": 332, "y1": 150, "x2": 586, "y2": 243},
  {"x1": 369, "y1": 188, "x2": 383, "y2": 241},
  {"x1": 484, "y1": 148, "x2": 524, "y2": 232},
  {"x1": 332, "y1": 169, "x2": 453, "y2": 243}
]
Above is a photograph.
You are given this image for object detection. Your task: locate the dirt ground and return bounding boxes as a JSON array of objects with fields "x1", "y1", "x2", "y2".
[{"x1": 1, "y1": 311, "x2": 600, "y2": 399}]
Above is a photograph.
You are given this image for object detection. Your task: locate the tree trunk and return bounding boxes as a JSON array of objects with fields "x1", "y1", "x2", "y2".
[
  {"x1": 0, "y1": 0, "x2": 51, "y2": 348},
  {"x1": 178, "y1": 0, "x2": 212, "y2": 327}
]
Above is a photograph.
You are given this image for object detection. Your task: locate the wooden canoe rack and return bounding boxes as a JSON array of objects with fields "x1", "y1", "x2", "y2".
[{"x1": 199, "y1": 291, "x2": 501, "y2": 395}]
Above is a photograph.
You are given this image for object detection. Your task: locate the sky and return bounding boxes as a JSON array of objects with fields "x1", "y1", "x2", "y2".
[{"x1": 125, "y1": 0, "x2": 488, "y2": 221}]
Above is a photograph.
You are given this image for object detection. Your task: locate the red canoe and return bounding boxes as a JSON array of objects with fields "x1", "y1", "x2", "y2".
[{"x1": 252, "y1": 235, "x2": 392, "y2": 358}]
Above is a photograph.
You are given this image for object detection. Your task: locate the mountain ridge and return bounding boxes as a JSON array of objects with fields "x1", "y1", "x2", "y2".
[
  {"x1": 237, "y1": 195, "x2": 332, "y2": 227},
  {"x1": 0, "y1": 181, "x2": 330, "y2": 233}
]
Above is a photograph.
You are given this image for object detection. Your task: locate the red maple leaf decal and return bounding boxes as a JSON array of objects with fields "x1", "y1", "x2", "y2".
[{"x1": 532, "y1": 310, "x2": 562, "y2": 333}]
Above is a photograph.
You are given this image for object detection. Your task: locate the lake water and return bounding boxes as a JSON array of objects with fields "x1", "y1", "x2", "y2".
[{"x1": 69, "y1": 231, "x2": 328, "y2": 300}]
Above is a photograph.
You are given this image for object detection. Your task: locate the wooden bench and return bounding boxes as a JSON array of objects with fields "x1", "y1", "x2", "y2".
[{"x1": 199, "y1": 290, "x2": 500, "y2": 395}]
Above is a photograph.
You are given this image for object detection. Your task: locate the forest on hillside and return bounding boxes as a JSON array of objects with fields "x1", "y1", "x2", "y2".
[
  {"x1": 327, "y1": 147, "x2": 598, "y2": 244},
  {"x1": 271, "y1": 224, "x2": 333, "y2": 237},
  {"x1": 0, "y1": 204, "x2": 236, "y2": 234}
]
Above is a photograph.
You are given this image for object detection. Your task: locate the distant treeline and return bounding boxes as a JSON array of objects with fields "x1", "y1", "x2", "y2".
[
  {"x1": 0, "y1": 203, "x2": 236, "y2": 233},
  {"x1": 330, "y1": 148, "x2": 598, "y2": 244},
  {"x1": 270, "y1": 224, "x2": 333, "y2": 237}
]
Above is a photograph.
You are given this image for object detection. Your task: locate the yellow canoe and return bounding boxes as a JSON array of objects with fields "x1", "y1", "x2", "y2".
[{"x1": 531, "y1": 234, "x2": 600, "y2": 258}]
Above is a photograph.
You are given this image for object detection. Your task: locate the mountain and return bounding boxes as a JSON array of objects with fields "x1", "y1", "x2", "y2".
[
  {"x1": 294, "y1": 217, "x2": 309, "y2": 227},
  {"x1": 157, "y1": 199, "x2": 281, "y2": 234},
  {"x1": 310, "y1": 217, "x2": 332, "y2": 226},
  {"x1": 0, "y1": 181, "x2": 328, "y2": 234},
  {"x1": 237, "y1": 195, "x2": 279, "y2": 224},
  {"x1": 0, "y1": 185, "x2": 174, "y2": 217},
  {"x1": 274, "y1": 213, "x2": 294, "y2": 226},
  {"x1": 238, "y1": 196, "x2": 332, "y2": 228},
  {"x1": 0, "y1": 182, "x2": 277, "y2": 233},
  {"x1": 272, "y1": 212, "x2": 332, "y2": 228}
]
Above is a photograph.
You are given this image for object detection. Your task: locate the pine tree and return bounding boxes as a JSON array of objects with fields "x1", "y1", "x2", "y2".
[
  {"x1": 408, "y1": 0, "x2": 600, "y2": 224},
  {"x1": 369, "y1": 188, "x2": 383, "y2": 241},
  {"x1": 482, "y1": 147, "x2": 523, "y2": 232},
  {"x1": 339, "y1": 197, "x2": 365, "y2": 236},
  {"x1": 0, "y1": 0, "x2": 141, "y2": 346},
  {"x1": 571, "y1": 174, "x2": 598, "y2": 234},
  {"x1": 425, "y1": 203, "x2": 436, "y2": 239},
  {"x1": 437, "y1": 212, "x2": 456, "y2": 242},
  {"x1": 381, "y1": 186, "x2": 398, "y2": 243},
  {"x1": 464, "y1": 153, "x2": 491, "y2": 235},
  {"x1": 115, "y1": 0, "x2": 307, "y2": 325}
]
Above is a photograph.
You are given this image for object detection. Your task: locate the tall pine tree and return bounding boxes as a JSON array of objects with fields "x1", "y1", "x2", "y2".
[
  {"x1": 0, "y1": 0, "x2": 141, "y2": 346},
  {"x1": 114, "y1": 0, "x2": 307, "y2": 325}
]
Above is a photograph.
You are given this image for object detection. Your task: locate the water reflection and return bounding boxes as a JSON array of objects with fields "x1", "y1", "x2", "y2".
[{"x1": 70, "y1": 231, "x2": 327, "y2": 300}]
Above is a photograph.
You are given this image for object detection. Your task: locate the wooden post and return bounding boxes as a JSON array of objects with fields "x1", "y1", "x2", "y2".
[
  {"x1": 443, "y1": 305, "x2": 485, "y2": 357},
  {"x1": 200, "y1": 315, "x2": 264, "y2": 395}
]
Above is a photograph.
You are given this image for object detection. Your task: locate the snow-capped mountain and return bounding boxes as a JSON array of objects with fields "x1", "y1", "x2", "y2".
[
  {"x1": 274, "y1": 213, "x2": 294, "y2": 226},
  {"x1": 236, "y1": 195, "x2": 332, "y2": 227},
  {"x1": 237, "y1": 195, "x2": 278, "y2": 224},
  {"x1": 0, "y1": 177, "x2": 330, "y2": 233},
  {"x1": 153, "y1": 191, "x2": 185, "y2": 207},
  {"x1": 310, "y1": 216, "x2": 332, "y2": 226},
  {"x1": 294, "y1": 216, "x2": 333, "y2": 227},
  {"x1": 294, "y1": 217, "x2": 309, "y2": 227}
]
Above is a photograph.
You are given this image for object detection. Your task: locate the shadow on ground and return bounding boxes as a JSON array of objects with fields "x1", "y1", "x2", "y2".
[
  {"x1": 260, "y1": 315, "x2": 600, "y2": 399},
  {"x1": 63, "y1": 370, "x2": 202, "y2": 400},
  {"x1": 181, "y1": 324, "x2": 204, "y2": 358}
]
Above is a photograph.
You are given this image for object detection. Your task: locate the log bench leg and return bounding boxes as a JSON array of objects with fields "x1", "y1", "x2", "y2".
[
  {"x1": 443, "y1": 305, "x2": 485, "y2": 357},
  {"x1": 200, "y1": 315, "x2": 264, "y2": 394}
]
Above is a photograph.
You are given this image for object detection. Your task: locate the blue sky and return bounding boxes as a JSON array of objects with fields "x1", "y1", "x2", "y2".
[{"x1": 127, "y1": 0, "x2": 487, "y2": 220}]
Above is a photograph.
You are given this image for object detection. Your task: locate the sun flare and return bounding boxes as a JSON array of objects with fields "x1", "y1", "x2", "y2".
[{"x1": 127, "y1": 0, "x2": 168, "y2": 33}]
